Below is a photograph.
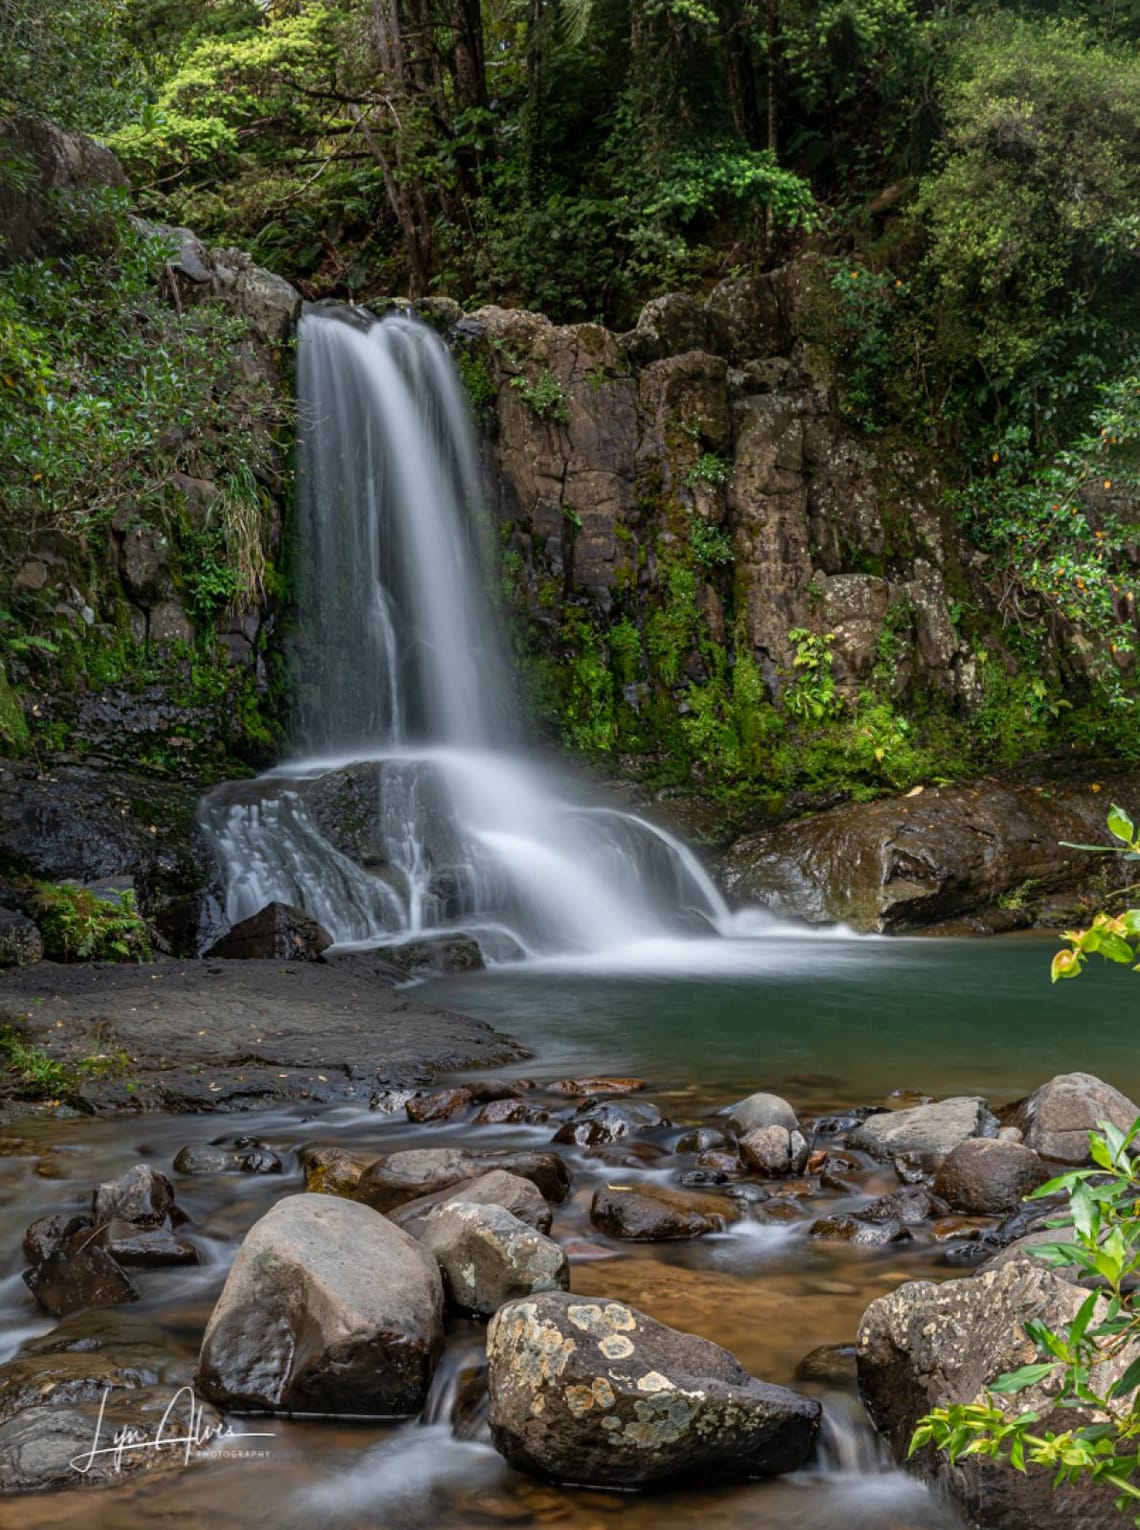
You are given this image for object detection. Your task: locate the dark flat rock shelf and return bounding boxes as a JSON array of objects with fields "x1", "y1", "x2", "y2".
[{"x1": 0, "y1": 954, "x2": 527, "y2": 1114}]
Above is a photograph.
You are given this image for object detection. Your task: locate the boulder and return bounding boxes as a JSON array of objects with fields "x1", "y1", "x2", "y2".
[
  {"x1": 857, "y1": 1256, "x2": 1129, "y2": 1529},
  {"x1": 196, "y1": 1193, "x2": 443, "y2": 1415},
  {"x1": 24, "y1": 1246, "x2": 139, "y2": 1317},
  {"x1": 1002, "y1": 1073, "x2": 1140, "y2": 1165},
  {"x1": 420, "y1": 1202, "x2": 569, "y2": 1316},
  {"x1": 727, "y1": 1091, "x2": 799, "y2": 1135},
  {"x1": 204, "y1": 901, "x2": 332, "y2": 961},
  {"x1": 0, "y1": 907, "x2": 43, "y2": 967},
  {"x1": 932, "y1": 1138, "x2": 1050, "y2": 1215},
  {"x1": 0, "y1": 115, "x2": 127, "y2": 264},
  {"x1": 486, "y1": 1292, "x2": 820, "y2": 1487},
  {"x1": 98, "y1": 1220, "x2": 198, "y2": 1268},
  {"x1": 92, "y1": 1164, "x2": 175, "y2": 1227},
  {"x1": 590, "y1": 1183, "x2": 739, "y2": 1241},
  {"x1": 378, "y1": 935, "x2": 485, "y2": 975},
  {"x1": 392, "y1": 1169, "x2": 553, "y2": 1237},
  {"x1": 719, "y1": 778, "x2": 1130, "y2": 931},
  {"x1": 173, "y1": 1142, "x2": 282, "y2": 1175},
  {"x1": 848, "y1": 1097, "x2": 999, "y2": 1162},
  {"x1": 739, "y1": 1125, "x2": 808, "y2": 1176},
  {"x1": 354, "y1": 1148, "x2": 570, "y2": 1214}
]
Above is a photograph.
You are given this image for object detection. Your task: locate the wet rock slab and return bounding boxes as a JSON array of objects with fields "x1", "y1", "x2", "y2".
[{"x1": 0, "y1": 953, "x2": 527, "y2": 1112}]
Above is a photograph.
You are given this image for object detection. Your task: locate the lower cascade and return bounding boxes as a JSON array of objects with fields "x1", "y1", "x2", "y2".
[{"x1": 201, "y1": 308, "x2": 747, "y2": 960}]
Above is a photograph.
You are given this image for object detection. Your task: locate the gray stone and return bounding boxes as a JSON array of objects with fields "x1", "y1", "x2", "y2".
[
  {"x1": 933, "y1": 1137, "x2": 1051, "y2": 1215},
  {"x1": 728, "y1": 1091, "x2": 799, "y2": 1135},
  {"x1": 355, "y1": 1148, "x2": 571, "y2": 1214},
  {"x1": 196, "y1": 1193, "x2": 444, "y2": 1415},
  {"x1": 392, "y1": 1169, "x2": 553, "y2": 1237},
  {"x1": 552, "y1": 1100, "x2": 668, "y2": 1147},
  {"x1": 486, "y1": 1292, "x2": 820, "y2": 1487},
  {"x1": 848, "y1": 1097, "x2": 999, "y2": 1161},
  {"x1": 420, "y1": 1201, "x2": 569, "y2": 1316},
  {"x1": 1003, "y1": 1072, "x2": 1140, "y2": 1165},
  {"x1": 858, "y1": 1257, "x2": 1129, "y2": 1529},
  {"x1": 0, "y1": 907, "x2": 43, "y2": 968},
  {"x1": 740, "y1": 1125, "x2": 808, "y2": 1176},
  {"x1": 0, "y1": 1398, "x2": 217, "y2": 1492},
  {"x1": 92, "y1": 1164, "x2": 174, "y2": 1227}
]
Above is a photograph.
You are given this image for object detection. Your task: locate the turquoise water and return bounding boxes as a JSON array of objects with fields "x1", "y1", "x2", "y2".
[{"x1": 422, "y1": 932, "x2": 1140, "y2": 1108}]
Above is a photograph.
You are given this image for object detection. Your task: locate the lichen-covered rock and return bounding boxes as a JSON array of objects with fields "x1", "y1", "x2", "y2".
[
  {"x1": 420, "y1": 1201, "x2": 569, "y2": 1315},
  {"x1": 848, "y1": 1097, "x2": 999, "y2": 1162},
  {"x1": 857, "y1": 1257, "x2": 1128, "y2": 1529},
  {"x1": 590, "y1": 1182, "x2": 739, "y2": 1241},
  {"x1": 486, "y1": 1291, "x2": 820, "y2": 1487},
  {"x1": 0, "y1": 907, "x2": 43, "y2": 967},
  {"x1": 1002, "y1": 1072, "x2": 1140, "y2": 1165},
  {"x1": 932, "y1": 1138, "x2": 1050, "y2": 1214},
  {"x1": 196, "y1": 1193, "x2": 443, "y2": 1415}
]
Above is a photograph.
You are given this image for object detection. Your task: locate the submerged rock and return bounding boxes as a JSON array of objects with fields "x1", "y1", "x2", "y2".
[
  {"x1": 858, "y1": 1256, "x2": 1128, "y2": 1528},
  {"x1": 420, "y1": 1201, "x2": 569, "y2": 1315},
  {"x1": 379, "y1": 935, "x2": 485, "y2": 975},
  {"x1": 1001, "y1": 1072, "x2": 1140, "y2": 1165},
  {"x1": 204, "y1": 901, "x2": 332, "y2": 961},
  {"x1": 552, "y1": 1100, "x2": 669, "y2": 1147},
  {"x1": 809, "y1": 1215, "x2": 911, "y2": 1247},
  {"x1": 486, "y1": 1291, "x2": 820, "y2": 1487},
  {"x1": 848, "y1": 1097, "x2": 999, "y2": 1162},
  {"x1": 590, "y1": 1182, "x2": 739, "y2": 1241},
  {"x1": 196, "y1": 1193, "x2": 444, "y2": 1415},
  {"x1": 932, "y1": 1138, "x2": 1050, "y2": 1215}
]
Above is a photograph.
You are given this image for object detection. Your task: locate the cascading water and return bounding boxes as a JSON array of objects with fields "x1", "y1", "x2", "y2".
[{"x1": 201, "y1": 307, "x2": 749, "y2": 960}]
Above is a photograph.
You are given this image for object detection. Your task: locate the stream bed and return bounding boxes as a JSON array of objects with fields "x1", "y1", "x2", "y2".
[{"x1": 1, "y1": 930, "x2": 1129, "y2": 1529}]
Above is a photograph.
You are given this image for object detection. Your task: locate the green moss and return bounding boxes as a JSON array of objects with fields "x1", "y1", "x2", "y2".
[{"x1": 0, "y1": 664, "x2": 29, "y2": 754}]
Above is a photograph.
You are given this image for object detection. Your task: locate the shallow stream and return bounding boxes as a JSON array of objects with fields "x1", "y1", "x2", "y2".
[{"x1": 1, "y1": 930, "x2": 1130, "y2": 1529}]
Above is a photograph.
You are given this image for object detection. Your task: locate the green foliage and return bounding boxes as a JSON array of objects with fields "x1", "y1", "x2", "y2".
[
  {"x1": 689, "y1": 519, "x2": 734, "y2": 569},
  {"x1": 0, "y1": 1022, "x2": 134, "y2": 1101},
  {"x1": 685, "y1": 453, "x2": 730, "y2": 487},
  {"x1": 28, "y1": 881, "x2": 153, "y2": 962},
  {"x1": 456, "y1": 349, "x2": 497, "y2": 422},
  {"x1": 912, "y1": 1110, "x2": 1140, "y2": 1524},
  {"x1": 783, "y1": 628, "x2": 841, "y2": 722},
  {"x1": 830, "y1": 264, "x2": 903, "y2": 430},
  {"x1": 510, "y1": 370, "x2": 570, "y2": 424},
  {"x1": 0, "y1": 202, "x2": 277, "y2": 545},
  {"x1": 0, "y1": 0, "x2": 138, "y2": 130}
]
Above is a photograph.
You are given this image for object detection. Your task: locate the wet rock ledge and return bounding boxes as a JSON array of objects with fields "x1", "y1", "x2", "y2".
[{"x1": 0, "y1": 954, "x2": 527, "y2": 1114}]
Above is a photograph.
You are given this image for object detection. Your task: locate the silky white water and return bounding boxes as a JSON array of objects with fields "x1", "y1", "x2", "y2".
[{"x1": 201, "y1": 308, "x2": 787, "y2": 958}]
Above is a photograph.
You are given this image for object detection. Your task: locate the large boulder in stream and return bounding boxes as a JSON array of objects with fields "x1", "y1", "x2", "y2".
[
  {"x1": 719, "y1": 777, "x2": 1135, "y2": 931},
  {"x1": 204, "y1": 901, "x2": 332, "y2": 961},
  {"x1": 355, "y1": 1148, "x2": 571, "y2": 1213},
  {"x1": 196, "y1": 1193, "x2": 444, "y2": 1415},
  {"x1": 486, "y1": 1292, "x2": 820, "y2": 1487},
  {"x1": 1001, "y1": 1072, "x2": 1140, "y2": 1165},
  {"x1": 848, "y1": 1096, "x2": 999, "y2": 1162},
  {"x1": 858, "y1": 1256, "x2": 1130, "y2": 1529}
]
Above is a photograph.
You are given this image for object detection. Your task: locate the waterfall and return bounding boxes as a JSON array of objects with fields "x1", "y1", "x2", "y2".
[{"x1": 201, "y1": 307, "x2": 744, "y2": 959}]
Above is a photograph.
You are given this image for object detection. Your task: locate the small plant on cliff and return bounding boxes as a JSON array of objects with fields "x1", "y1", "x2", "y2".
[
  {"x1": 684, "y1": 452, "x2": 730, "y2": 488},
  {"x1": 510, "y1": 370, "x2": 570, "y2": 424},
  {"x1": 29, "y1": 882, "x2": 153, "y2": 963},
  {"x1": 783, "y1": 629, "x2": 841, "y2": 722}
]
